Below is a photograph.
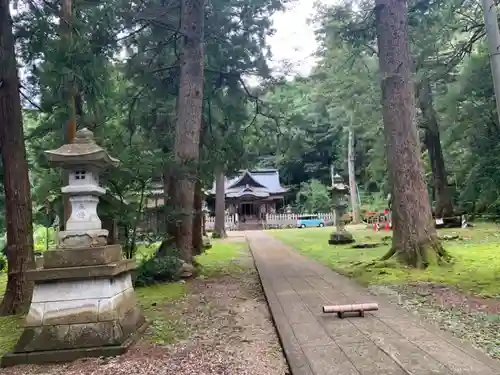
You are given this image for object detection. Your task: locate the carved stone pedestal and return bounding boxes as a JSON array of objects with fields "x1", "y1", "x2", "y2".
[{"x1": 2, "y1": 245, "x2": 146, "y2": 367}]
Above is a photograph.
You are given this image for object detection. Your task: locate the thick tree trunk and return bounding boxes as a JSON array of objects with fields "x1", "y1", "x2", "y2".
[
  {"x1": 171, "y1": 0, "x2": 205, "y2": 263},
  {"x1": 166, "y1": 172, "x2": 178, "y2": 240},
  {"x1": 156, "y1": 169, "x2": 178, "y2": 257},
  {"x1": 375, "y1": 0, "x2": 447, "y2": 268},
  {"x1": 192, "y1": 178, "x2": 203, "y2": 255},
  {"x1": 347, "y1": 127, "x2": 360, "y2": 223},
  {"x1": 417, "y1": 80, "x2": 454, "y2": 218},
  {"x1": 192, "y1": 118, "x2": 207, "y2": 255},
  {"x1": 0, "y1": 0, "x2": 35, "y2": 315},
  {"x1": 213, "y1": 169, "x2": 227, "y2": 238}
]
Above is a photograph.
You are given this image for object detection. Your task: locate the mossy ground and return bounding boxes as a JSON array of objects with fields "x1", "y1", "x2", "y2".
[
  {"x1": 0, "y1": 239, "x2": 247, "y2": 357},
  {"x1": 271, "y1": 223, "x2": 500, "y2": 298}
]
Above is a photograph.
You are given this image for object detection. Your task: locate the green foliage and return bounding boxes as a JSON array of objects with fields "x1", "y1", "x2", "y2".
[
  {"x1": 0, "y1": 254, "x2": 6, "y2": 273},
  {"x1": 1, "y1": 0, "x2": 499, "y2": 289},
  {"x1": 33, "y1": 226, "x2": 56, "y2": 252},
  {"x1": 134, "y1": 255, "x2": 183, "y2": 287},
  {"x1": 296, "y1": 179, "x2": 332, "y2": 213},
  {"x1": 247, "y1": 0, "x2": 500, "y2": 218},
  {"x1": 358, "y1": 191, "x2": 388, "y2": 213}
]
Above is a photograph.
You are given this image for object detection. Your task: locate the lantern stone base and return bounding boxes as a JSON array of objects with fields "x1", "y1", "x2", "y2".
[
  {"x1": 58, "y1": 229, "x2": 109, "y2": 248},
  {"x1": 328, "y1": 231, "x2": 355, "y2": 245},
  {"x1": 1, "y1": 246, "x2": 146, "y2": 367}
]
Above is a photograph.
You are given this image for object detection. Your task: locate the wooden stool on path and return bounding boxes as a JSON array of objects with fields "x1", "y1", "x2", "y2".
[{"x1": 322, "y1": 303, "x2": 379, "y2": 318}]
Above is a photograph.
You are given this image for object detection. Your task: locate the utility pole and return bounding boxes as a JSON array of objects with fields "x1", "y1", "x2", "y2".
[{"x1": 482, "y1": 0, "x2": 500, "y2": 125}]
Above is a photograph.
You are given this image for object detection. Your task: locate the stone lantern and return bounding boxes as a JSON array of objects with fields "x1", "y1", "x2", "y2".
[
  {"x1": 201, "y1": 200, "x2": 212, "y2": 249},
  {"x1": 328, "y1": 174, "x2": 355, "y2": 245},
  {"x1": 49, "y1": 128, "x2": 119, "y2": 248},
  {"x1": 3, "y1": 129, "x2": 146, "y2": 366}
]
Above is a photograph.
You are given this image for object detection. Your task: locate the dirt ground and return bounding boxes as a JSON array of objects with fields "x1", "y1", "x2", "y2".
[
  {"x1": 1, "y1": 240, "x2": 288, "y2": 375},
  {"x1": 370, "y1": 283, "x2": 500, "y2": 359}
]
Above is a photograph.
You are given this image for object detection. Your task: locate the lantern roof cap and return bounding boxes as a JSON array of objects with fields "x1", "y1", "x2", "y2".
[
  {"x1": 329, "y1": 174, "x2": 349, "y2": 192},
  {"x1": 44, "y1": 128, "x2": 119, "y2": 168}
]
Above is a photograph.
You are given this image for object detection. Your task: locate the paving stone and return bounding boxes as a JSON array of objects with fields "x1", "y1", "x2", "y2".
[
  {"x1": 369, "y1": 336, "x2": 452, "y2": 375},
  {"x1": 277, "y1": 293, "x2": 316, "y2": 324},
  {"x1": 291, "y1": 322, "x2": 334, "y2": 347},
  {"x1": 318, "y1": 316, "x2": 368, "y2": 344},
  {"x1": 340, "y1": 341, "x2": 407, "y2": 375},
  {"x1": 348, "y1": 316, "x2": 400, "y2": 340},
  {"x1": 412, "y1": 339, "x2": 498, "y2": 375},
  {"x1": 302, "y1": 345, "x2": 360, "y2": 375}
]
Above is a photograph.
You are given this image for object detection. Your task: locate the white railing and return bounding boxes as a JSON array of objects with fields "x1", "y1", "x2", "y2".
[
  {"x1": 205, "y1": 214, "x2": 239, "y2": 231},
  {"x1": 263, "y1": 213, "x2": 335, "y2": 229},
  {"x1": 205, "y1": 212, "x2": 336, "y2": 231}
]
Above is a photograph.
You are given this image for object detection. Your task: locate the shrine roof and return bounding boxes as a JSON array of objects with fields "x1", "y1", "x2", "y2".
[{"x1": 208, "y1": 169, "x2": 288, "y2": 196}]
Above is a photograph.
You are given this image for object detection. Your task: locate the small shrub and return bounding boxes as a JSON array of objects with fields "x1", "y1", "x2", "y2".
[
  {"x1": 134, "y1": 255, "x2": 182, "y2": 287},
  {"x1": 33, "y1": 226, "x2": 56, "y2": 252}
]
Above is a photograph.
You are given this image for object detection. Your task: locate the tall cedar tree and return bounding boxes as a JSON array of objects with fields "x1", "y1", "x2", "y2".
[
  {"x1": 172, "y1": 0, "x2": 205, "y2": 262},
  {"x1": 374, "y1": 0, "x2": 449, "y2": 267},
  {"x1": 416, "y1": 80, "x2": 454, "y2": 218},
  {"x1": 213, "y1": 169, "x2": 227, "y2": 238},
  {"x1": 60, "y1": 0, "x2": 78, "y2": 227},
  {"x1": 0, "y1": 0, "x2": 35, "y2": 315}
]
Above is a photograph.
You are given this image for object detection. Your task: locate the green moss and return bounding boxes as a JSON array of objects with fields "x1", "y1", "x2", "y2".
[
  {"x1": 136, "y1": 282, "x2": 187, "y2": 309},
  {"x1": 0, "y1": 314, "x2": 23, "y2": 357},
  {"x1": 135, "y1": 282, "x2": 187, "y2": 345},
  {"x1": 0, "y1": 273, "x2": 23, "y2": 355},
  {"x1": 272, "y1": 223, "x2": 500, "y2": 297}
]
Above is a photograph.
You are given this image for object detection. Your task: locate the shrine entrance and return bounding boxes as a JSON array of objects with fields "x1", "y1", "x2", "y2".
[{"x1": 240, "y1": 202, "x2": 257, "y2": 217}]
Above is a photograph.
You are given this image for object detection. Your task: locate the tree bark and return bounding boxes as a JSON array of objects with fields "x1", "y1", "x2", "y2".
[
  {"x1": 156, "y1": 169, "x2": 178, "y2": 257},
  {"x1": 0, "y1": 0, "x2": 35, "y2": 315},
  {"x1": 213, "y1": 169, "x2": 227, "y2": 238},
  {"x1": 347, "y1": 126, "x2": 360, "y2": 223},
  {"x1": 192, "y1": 178, "x2": 203, "y2": 255},
  {"x1": 417, "y1": 80, "x2": 454, "y2": 218},
  {"x1": 192, "y1": 118, "x2": 207, "y2": 255},
  {"x1": 375, "y1": 0, "x2": 448, "y2": 268},
  {"x1": 171, "y1": 0, "x2": 205, "y2": 263}
]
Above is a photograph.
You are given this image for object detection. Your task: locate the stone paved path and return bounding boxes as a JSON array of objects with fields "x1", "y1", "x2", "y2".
[{"x1": 246, "y1": 231, "x2": 500, "y2": 375}]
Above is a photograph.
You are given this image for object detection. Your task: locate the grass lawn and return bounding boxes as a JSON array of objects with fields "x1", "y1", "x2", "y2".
[
  {"x1": 196, "y1": 240, "x2": 248, "y2": 277},
  {"x1": 0, "y1": 239, "x2": 247, "y2": 357},
  {"x1": 271, "y1": 223, "x2": 500, "y2": 298}
]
